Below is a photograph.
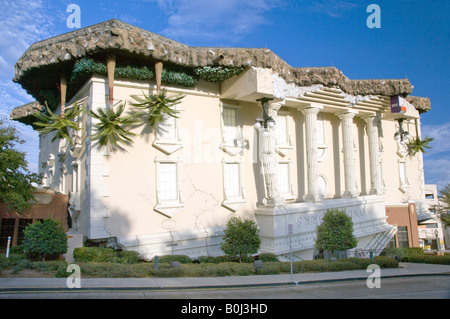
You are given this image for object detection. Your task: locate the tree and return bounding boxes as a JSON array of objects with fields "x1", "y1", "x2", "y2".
[
  {"x1": 439, "y1": 183, "x2": 450, "y2": 228},
  {"x1": 0, "y1": 117, "x2": 41, "y2": 212},
  {"x1": 221, "y1": 216, "x2": 261, "y2": 262},
  {"x1": 22, "y1": 219, "x2": 67, "y2": 261},
  {"x1": 315, "y1": 208, "x2": 358, "y2": 253}
]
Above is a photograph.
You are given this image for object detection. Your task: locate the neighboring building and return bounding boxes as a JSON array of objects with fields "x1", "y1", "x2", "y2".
[
  {"x1": 0, "y1": 189, "x2": 68, "y2": 248},
  {"x1": 385, "y1": 203, "x2": 420, "y2": 249},
  {"x1": 418, "y1": 184, "x2": 448, "y2": 251},
  {"x1": 10, "y1": 20, "x2": 432, "y2": 260}
]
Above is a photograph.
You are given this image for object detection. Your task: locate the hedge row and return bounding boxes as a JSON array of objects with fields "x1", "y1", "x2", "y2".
[
  {"x1": 54, "y1": 256, "x2": 398, "y2": 278},
  {"x1": 153, "y1": 253, "x2": 279, "y2": 264},
  {"x1": 401, "y1": 254, "x2": 450, "y2": 265},
  {"x1": 73, "y1": 247, "x2": 140, "y2": 264}
]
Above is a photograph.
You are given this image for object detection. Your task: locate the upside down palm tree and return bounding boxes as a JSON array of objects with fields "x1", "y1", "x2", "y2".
[
  {"x1": 407, "y1": 136, "x2": 434, "y2": 156},
  {"x1": 33, "y1": 72, "x2": 83, "y2": 146},
  {"x1": 88, "y1": 102, "x2": 142, "y2": 152},
  {"x1": 33, "y1": 102, "x2": 83, "y2": 146},
  {"x1": 130, "y1": 89, "x2": 183, "y2": 126}
]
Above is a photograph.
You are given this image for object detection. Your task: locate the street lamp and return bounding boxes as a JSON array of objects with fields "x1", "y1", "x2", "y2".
[
  {"x1": 254, "y1": 97, "x2": 276, "y2": 136},
  {"x1": 394, "y1": 119, "x2": 411, "y2": 144}
]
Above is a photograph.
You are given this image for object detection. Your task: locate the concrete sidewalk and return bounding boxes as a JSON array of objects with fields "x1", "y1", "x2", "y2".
[{"x1": 0, "y1": 263, "x2": 449, "y2": 291}]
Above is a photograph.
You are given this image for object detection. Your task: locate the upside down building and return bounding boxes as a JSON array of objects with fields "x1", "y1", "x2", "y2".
[{"x1": 11, "y1": 20, "x2": 432, "y2": 260}]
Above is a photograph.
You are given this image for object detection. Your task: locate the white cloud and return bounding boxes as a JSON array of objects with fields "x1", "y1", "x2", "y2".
[
  {"x1": 421, "y1": 122, "x2": 450, "y2": 191},
  {"x1": 0, "y1": 0, "x2": 58, "y2": 77},
  {"x1": 421, "y1": 122, "x2": 450, "y2": 156},
  {"x1": 423, "y1": 158, "x2": 450, "y2": 192},
  {"x1": 0, "y1": 0, "x2": 59, "y2": 174},
  {"x1": 155, "y1": 0, "x2": 282, "y2": 43},
  {"x1": 305, "y1": 0, "x2": 360, "y2": 18}
]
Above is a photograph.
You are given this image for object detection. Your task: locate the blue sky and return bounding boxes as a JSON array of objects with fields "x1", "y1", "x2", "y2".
[{"x1": 1, "y1": 0, "x2": 449, "y2": 191}]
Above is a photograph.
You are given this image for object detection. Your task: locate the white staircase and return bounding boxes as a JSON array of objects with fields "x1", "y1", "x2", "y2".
[{"x1": 364, "y1": 226, "x2": 398, "y2": 256}]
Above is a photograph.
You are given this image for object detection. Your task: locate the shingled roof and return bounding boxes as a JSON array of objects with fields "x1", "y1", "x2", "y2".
[{"x1": 11, "y1": 19, "x2": 430, "y2": 125}]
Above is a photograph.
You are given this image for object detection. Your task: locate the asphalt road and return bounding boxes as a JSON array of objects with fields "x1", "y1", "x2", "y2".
[{"x1": 1, "y1": 275, "x2": 448, "y2": 299}]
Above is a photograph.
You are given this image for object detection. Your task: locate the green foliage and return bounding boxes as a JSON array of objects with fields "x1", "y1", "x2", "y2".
[
  {"x1": 70, "y1": 58, "x2": 198, "y2": 88},
  {"x1": 70, "y1": 58, "x2": 154, "y2": 85},
  {"x1": 130, "y1": 89, "x2": 183, "y2": 126},
  {"x1": 195, "y1": 66, "x2": 246, "y2": 82},
  {"x1": 154, "y1": 254, "x2": 193, "y2": 264},
  {"x1": 33, "y1": 102, "x2": 82, "y2": 146},
  {"x1": 0, "y1": 117, "x2": 41, "y2": 212},
  {"x1": 221, "y1": 216, "x2": 261, "y2": 262},
  {"x1": 315, "y1": 208, "x2": 358, "y2": 253},
  {"x1": 400, "y1": 254, "x2": 450, "y2": 265},
  {"x1": 74, "y1": 247, "x2": 117, "y2": 262},
  {"x1": 439, "y1": 183, "x2": 450, "y2": 227},
  {"x1": 87, "y1": 102, "x2": 142, "y2": 151},
  {"x1": 73, "y1": 247, "x2": 140, "y2": 264},
  {"x1": 161, "y1": 69, "x2": 198, "y2": 87},
  {"x1": 407, "y1": 136, "x2": 434, "y2": 156},
  {"x1": 22, "y1": 219, "x2": 67, "y2": 261},
  {"x1": 258, "y1": 253, "x2": 279, "y2": 262}
]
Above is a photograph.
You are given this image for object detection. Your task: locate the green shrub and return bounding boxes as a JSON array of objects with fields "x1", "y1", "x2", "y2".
[
  {"x1": 221, "y1": 217, "x2": 261, "y2": 263},
  {"x1": 315, "y1": 208, "x2": 357, "y2": 253},
  {"x1": 404, "y1": 247, "x2": 424, "y2": 255},
  {"x1": 197, "y1": 256, "x2": 219, "y2": 264},
  {"x1": 372, "y1": 256, "x2": 399, "y2": 268},
  {"x1": 73, "y1": 247, "x2": 117, "y2": 263},
  {"x1": 258, "y1": 253, "x2": 279, "y2": 262},
  {"x1": 155, "y1": 255, "x2": 193, "y2": 264},
  {"x1": 117, "y1": 250, "x2": 140, "y2": 264},
  {"x1": 401, "y1": 254, "x2": 450, "y2": 265},
  {"x1": 22, "y1": 219, "x2": 67, "y2": 261}
]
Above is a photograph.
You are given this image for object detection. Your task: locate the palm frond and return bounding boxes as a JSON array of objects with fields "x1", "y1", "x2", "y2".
[
  {"x1": 130, "y1": 88, "x2": 183, "y2": 126},
  {"x1": 407, "y1": 136, "x2": 434, "y2": 156},
  {"x1": 33, "y1": 102, "x2": 82, "y2": 146},
  {"x1": 88, "y1": 102, "x2": 141, "y2": 150}
]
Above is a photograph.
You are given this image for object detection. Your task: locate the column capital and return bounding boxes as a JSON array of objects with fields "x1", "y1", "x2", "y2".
[
  {"x1": 337, "y1": 110, "x2": 358, "y2": 120},
  {"x1": 300, "y1": 106, "x2": 321, "y2": 116},
  {"x1": 362, "y1": 113, "x2": 381, "y2": 123}
]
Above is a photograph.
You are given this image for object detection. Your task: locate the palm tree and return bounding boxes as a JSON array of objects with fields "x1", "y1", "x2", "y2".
[
  {"x1": 33, "y1": 102, "x2": 82, "y2": 146},
  {"x1": 130, "y1": 89, "x2": 183, "y2": 127},
  {"x1": 87, "y1": 102, "x2": 142, "y2": 151},
  {"x1": 407, "y1": 136, "x2": 434, "y2": 156}
]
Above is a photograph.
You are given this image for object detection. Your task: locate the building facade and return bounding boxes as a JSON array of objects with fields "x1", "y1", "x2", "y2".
[{"x1": 10, "y1": 20, "x2": 432, "y2": 260}]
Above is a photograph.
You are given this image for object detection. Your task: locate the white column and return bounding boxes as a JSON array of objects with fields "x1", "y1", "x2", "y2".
[
  {"x1": 364, "y1": 115, "x2": 383, "y2": 195},
  {"x1": 260, "y1": 102, "x2": 285, "y2": 207},
  {"x1": 301, "y1": 106, "x2": 323, "y2": 202},
  {"x1": 338, "y1": 111, "x2": 359, "y2": 198}
]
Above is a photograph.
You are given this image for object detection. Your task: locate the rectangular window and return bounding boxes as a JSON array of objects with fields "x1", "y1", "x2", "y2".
[
  {"x1": 157, "y1": 162, "x2": 178, "y2": 202},
  {"x1": 275, "y1": 114, "x2": 288, "y2": 145},
  {"x1": 317, "y1": 113, "x2": 325, "y2": 145},
  {"x1": 224, "y1": 163, "x2": 241, "y2": 198},
  {"x1": 397, "y1": 226, "x2": 409, "y2": 248},
  {"x1": 71, "y1": 162, "x2": 79, "y2": 193},
  {"x1": 277, "y1": 162, "x2": 290, "y2": 195},
  {"x1": 222, "y1": 107, "x2": 239, "y2": 144},
  {"x1": 398, "y1": 161, "x2": 409, "y2": 192},
  {"x1": 157, "y1": 113, "x2": 177, "y2": 140}
]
